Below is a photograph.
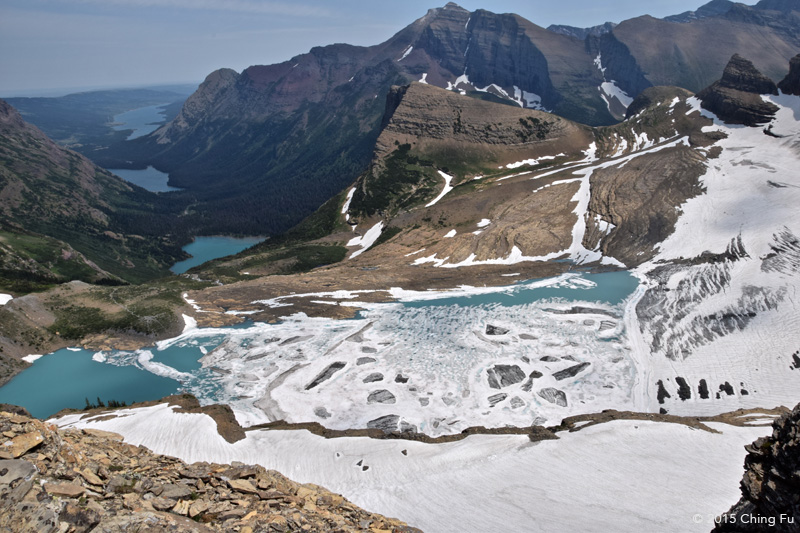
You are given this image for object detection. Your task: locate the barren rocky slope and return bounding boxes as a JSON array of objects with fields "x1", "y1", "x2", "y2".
[{"x1": 0, "y1": 405, "x2": 419, "y2": 532}]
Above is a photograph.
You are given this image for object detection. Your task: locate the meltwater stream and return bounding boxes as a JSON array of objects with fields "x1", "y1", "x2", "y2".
[{"x1": 0, "y1": 271, "x2": 639, "y2": 429}]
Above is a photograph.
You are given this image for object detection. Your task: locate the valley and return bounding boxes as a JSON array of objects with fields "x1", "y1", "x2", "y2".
[{"x1": 2, "y1": 1, "x2": 800, "y2": 531}]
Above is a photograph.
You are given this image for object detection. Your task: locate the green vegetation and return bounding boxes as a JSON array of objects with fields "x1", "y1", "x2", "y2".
[
  {"x1": 371, "y1": 226, "x2": 402, "y2": 247},
  {"x1": 195, "y1": 244, "x2": 348, "y2": 283},
  {"x1": 84, "y1": 397, "x2": 127, "y2": 410},
  {"x1": 351, "y1": 143, "x2": 439, "y2": 217},
  {"x1": 48, "y1": 302, "x2": 179, "y2": 340}
]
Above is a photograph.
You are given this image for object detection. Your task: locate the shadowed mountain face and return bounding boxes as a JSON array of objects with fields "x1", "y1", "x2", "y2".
[
  {"x1": 0, "y1": 99, "x2": 186, "y2": 290},
  {"x1": 100, "y1": 1, "x2": 800, "y2": 238}
]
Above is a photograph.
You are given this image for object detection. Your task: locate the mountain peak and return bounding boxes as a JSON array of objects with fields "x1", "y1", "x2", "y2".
[
  {"x1": 697, "y1": 54, "x2": 779, "y2": 126},
  {"x1": 718, "y1": 54, "x2": 779, "y2": 94},
  {"x1": 442, "y1": 2, "x2": 468, "y2": 11}
]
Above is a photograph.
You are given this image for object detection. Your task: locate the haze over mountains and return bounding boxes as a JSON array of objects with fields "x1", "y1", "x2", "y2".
[{"x1": 80, "y1": 0, "x2": 800, "y2": 238}]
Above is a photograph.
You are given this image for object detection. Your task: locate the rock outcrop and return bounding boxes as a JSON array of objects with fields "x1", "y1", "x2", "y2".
[
  {"x1": 0, "y1": 410, "x2": 419, "y2": 532},
  {"x1": 697, "y1": 54, "x2": 779, "y2": 125},
  {"x1": 713, "y1": 403, "x2": 800, "y2": 532},
  {"x1": 777, "y1": 54, "x2": 800, "y2": 95}
]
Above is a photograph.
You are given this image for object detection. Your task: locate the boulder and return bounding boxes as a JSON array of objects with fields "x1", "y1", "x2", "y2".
[
  {"x1": 537, "y1": 388, "x2": 568, "y2": 407},
  {"x1": 552, "y1": 362, "x2": 590, "y2": 381},
  {"x1": 486, "y1": 365, "x2": 526, "y2": 389},
  {"x1": 367, "y1": 390, "x2": 397, "y2": 404}
]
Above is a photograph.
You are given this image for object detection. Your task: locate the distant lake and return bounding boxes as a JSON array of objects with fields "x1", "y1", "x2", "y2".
[
  {"x1": 108, "y1": 166, "x2": 181, "y2": 193},
  {"x1": 171, "y1": 236, "x2": 265, "y2": 274},
  {"x1": 111, "y1": 103, "x2": 169, "y2": 139}
]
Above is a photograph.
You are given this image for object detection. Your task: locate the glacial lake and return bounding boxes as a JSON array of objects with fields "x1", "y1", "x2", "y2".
[
  {"x1": 112, "y1": 103, "x2": 169, "y2": 140},
  {"x1": 108, "y1": 166, "x2": 180, "y2": 193},
  {"x1": 170, "y1": 236, "x2": 265, "y2": 274},
  {"x1": 0, "y1": 271, "x2": 638, "y2": 420}
]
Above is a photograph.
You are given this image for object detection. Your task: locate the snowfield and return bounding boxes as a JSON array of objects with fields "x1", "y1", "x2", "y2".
[{"x1": 55, "y1": 403, "x2": 772, "y2": 533}]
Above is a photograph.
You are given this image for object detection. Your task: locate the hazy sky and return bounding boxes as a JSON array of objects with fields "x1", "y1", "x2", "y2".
[{"x1": 1, "y1": 0, "x2": 747, "y2": 96}]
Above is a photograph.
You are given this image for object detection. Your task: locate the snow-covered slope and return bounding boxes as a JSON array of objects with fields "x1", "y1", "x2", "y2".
[
  {"x1": 55, "y1": 403, "x2": 773, "y2": 533},
  {"x1": 631, "y1": 92, "x2": 800, "y2": 416}
]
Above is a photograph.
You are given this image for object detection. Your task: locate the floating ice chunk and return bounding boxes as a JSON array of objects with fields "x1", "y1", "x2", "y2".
[
  {"x1": 136, "y1": 350, "x2": 193, "y2": 382},
  {"x1": 66, "y1": 347, "x2": 81, "y2": 352},
  {"x1": 92, "y1": 352, "x2": 107, "y2": 363}
]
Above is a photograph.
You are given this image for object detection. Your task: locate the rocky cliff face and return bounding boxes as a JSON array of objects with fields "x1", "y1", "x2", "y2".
[
  {"x1": 778, "y1": 54, "x2": 800, "y2": 95},
  {"x1": 0, "y1": 408, "x2": 419, "y2": 532},
  {"x1": 713, "y1": 403, "x2": 800, "y2": 532},
  {"x1": 697, "y1": 54, "x2": 780, "y2": 125}
]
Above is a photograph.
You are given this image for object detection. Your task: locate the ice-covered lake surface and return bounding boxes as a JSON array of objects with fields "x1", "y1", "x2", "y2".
[{"x1": 1, "y1": 271, "x2": 641, "y2": 432}]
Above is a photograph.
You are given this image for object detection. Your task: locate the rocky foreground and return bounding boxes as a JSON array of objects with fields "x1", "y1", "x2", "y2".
[
  {"x1": 0, "y1": 407, "x2": 419, "y2": 533},
  {"x1": 714, "y1": 403, "x2": 800, "y2": 532}
]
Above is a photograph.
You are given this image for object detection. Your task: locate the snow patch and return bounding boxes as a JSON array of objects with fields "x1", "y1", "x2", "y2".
[
  {"x1": 397, "y1": 46, "x2": 413, "y2": 62},
  {"x1": 0, "y1": 294, "x2": 12, "y2": 305},
  {"x1": 444, "y1": 229, "x2": 457, "y2": 238},
  {"x1": 347, "y1": 221, "x2": 384, "y2": 259},
  {"x1": 419, "y1": 73, "x2": 428, "y2": 84},
  {"x1": 182, "y1": 314, "x2": 197, "y2": 333},
  {"x1": 22, "y1": 354, "x2": 42, "y2": 363},
  {"x1": 341, "y1": 187, "x2": 355, "y2": 223},
  {"x1": 425, "y1": 171, "x2": 455, "y2": 207}
]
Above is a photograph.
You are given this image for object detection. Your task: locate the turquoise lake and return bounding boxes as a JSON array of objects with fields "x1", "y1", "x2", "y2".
[
  {"x1": 112, "y1": 103, "x2": 168, "y2": 140},
  {"x1": 0, "y1": 270, "x2": 639, "y2": 419},
  {"x1": 170, "y1": 236, "x2": 265, "y2": 274},
  {"x1": 108, "y1": 166, "x2": 180, "y2": 193}
]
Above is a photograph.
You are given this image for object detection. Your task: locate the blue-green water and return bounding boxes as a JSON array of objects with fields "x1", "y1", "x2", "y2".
[
  {"x1": 0, "y1": 349, "x2": 179, "y2": 419},
  {"x1": 108, "y1": 166, "x2": 180, "y2": 193},
  {"x1": 401, "y1": 271, "x2": 638, "y2": 309},
  {"x1": 171, "y1": 236, "x2": 264, "y2": 274},
  {"x1": 0, "y1": 271, "x2": 638, "y2": 419},
  {"x1": 112, "y1": 104, "x2": 168, "y2": 140}
]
